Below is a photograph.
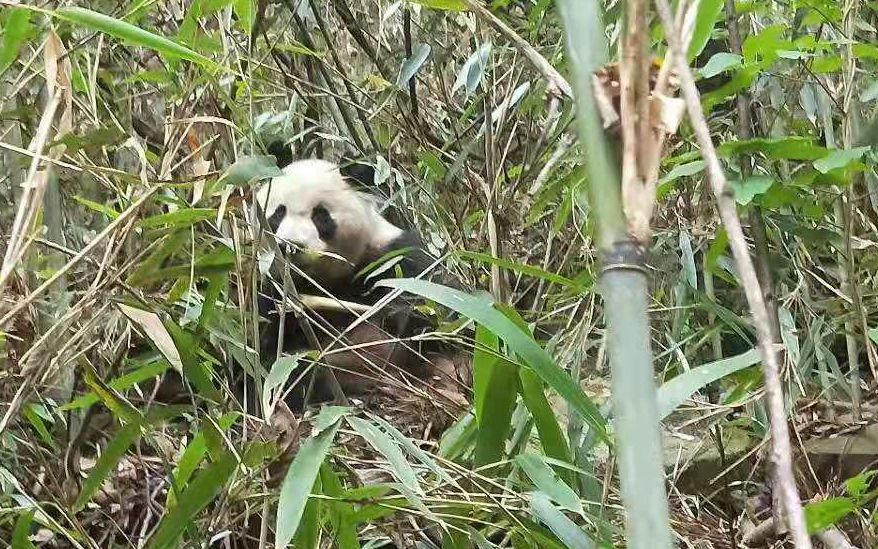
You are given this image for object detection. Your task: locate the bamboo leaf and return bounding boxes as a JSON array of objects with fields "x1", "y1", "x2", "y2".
[
  {"x1": 453, "y1": 42, "x2": 492, "y2": 96},
  {"x1": 74, "y1": 421, "x2": 143, "y2": 511},
  {"x1": 408, "y1": 0, "x2": 468, "y2": 11},
  {"x1": 698, "y1": 52, "x2": 743, "y2": 79},
  {"x1": 146, "y1": 452, "x2": 238, "y2": 549},
  {"x1": 656, "y1": 349, "x2": 762, "y2": 420},
  {"x1": 60, "y1": 359, "x2": 169, "y2": 411},
  {"x1": 397, "y1": 43, "x2": 431, "y2": 88},
  {"x1": 347, "y1": 416, "x2": 423, "y2": 495},
  {"x1": 167, "y1": 413, "x2": 240, "y2": 508},
  {"x1": 473, "y1": 351, "x2": 518, "y2": 467},
  {"x1": 804, "y1": 497, "x2": 856, "y2": 535},
  {"x1": 518, "y1": 453, "x2": 583, "y2": 516},
  {"x1": 457, "y1": 250, "x2": 586, "y2": 291},
  {"x1": 275, "y1": 414, "x2": 343, "y2": 548},
  {"x1": 519, "y1": 368, "x2": 572, "y2": 469},
  {"x1": 813, "y1": 146, "x2": 870, "y2": 174},
  {"x1": 687, "y1": 0, "x2": 725, "y2": 60},
  {"x1": 11, "y1": 510, "x2": 36, "y2": 549},
  {"x1": 220, "y1": 155, "x2": 283, "y2": 189},
  {"x1": 119, "y1": 304, "x2": 183, "y2": 371},
  {"x1": 529, "y1": 491, "x2": 594, "y2": 549},
  {"x1": 54, "y1": 7, "x2": 217, "y2": 70},
  {"x1": 0, "y1": 8, "x2": 32, "y2": 75},
  {"x1": 379, "y1": 279, "x2": 609, "y2": 444}
]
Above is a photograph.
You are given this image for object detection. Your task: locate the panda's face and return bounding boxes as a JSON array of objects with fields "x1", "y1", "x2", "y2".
[{"x1": 255, "y1": 159, "x2": 402, "y2": 268}]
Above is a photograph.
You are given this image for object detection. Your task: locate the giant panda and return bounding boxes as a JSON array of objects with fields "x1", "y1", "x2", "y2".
[{"x1": 253, "y1": 145, "x2": 452, "y2": 410}]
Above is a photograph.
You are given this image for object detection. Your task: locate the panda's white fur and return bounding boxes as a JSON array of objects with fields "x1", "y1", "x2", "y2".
[
  {"x1": 253, "y1": 155, "x2": 440, "y2": 408},
  {"x1": 256, "y1": 159, "x2": 404, "y2": 275}
]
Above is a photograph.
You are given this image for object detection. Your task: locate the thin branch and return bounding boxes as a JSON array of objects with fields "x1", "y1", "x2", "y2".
[
  {"x1": 463, "y1": 0, "x2": 572, "y2": 98},
  {"x1": 654, "y1": 0, "x2": 812, "y2": 547}
]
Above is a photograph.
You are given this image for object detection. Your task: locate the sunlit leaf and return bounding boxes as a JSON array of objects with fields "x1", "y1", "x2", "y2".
[
  {"x1": 687, "y1": 0, "x2": 724, "y2": 60},
  {"x1": 0, "y1": 8, "x2": 32, "y2": 75},
  {"x1": 804, "y1": 497, "x2": 856, "y2": 535},
  {"x1": 730, "y1": 176, "x2": 774, "y2": 205},
  {"x1": 813, "y1": 147, "x2": 870, "y2": 174},
  {"x1": 698, "y1": 52, "x2": 743, "y2": 79}
]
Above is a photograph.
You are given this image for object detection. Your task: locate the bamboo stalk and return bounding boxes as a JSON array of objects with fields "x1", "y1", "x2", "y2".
[{"x1": 555, "y1": 0, "x2": 674, "y2": 547}]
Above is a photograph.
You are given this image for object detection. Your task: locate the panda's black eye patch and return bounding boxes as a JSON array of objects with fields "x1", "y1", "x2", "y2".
[
  {"x1": 311, "y1": 204, "x2": 337, "y2": 241},
  {"x1": 267, "y1": 205, "x2": 286, "y2": 233}
]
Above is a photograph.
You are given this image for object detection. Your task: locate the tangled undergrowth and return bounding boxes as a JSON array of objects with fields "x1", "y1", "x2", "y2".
[{"x1": 2, "y1": 0, "x2": 878, "y2": 547}]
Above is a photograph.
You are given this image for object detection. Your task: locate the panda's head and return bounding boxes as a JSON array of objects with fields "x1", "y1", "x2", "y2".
[{"x1": 255, "y1": 158, "x2": 405, "y2": 280}]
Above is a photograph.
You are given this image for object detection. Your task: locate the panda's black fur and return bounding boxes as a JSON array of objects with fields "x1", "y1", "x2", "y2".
[{"x1": 254, "y1": 144, "x2": 446, "y2": 409}]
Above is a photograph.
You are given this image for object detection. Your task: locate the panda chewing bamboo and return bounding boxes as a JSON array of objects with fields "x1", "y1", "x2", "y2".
[{"x1": 254, "y1": 147, "x2": 448, "y2": 409}]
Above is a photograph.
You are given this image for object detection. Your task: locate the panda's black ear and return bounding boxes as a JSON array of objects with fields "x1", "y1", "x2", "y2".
[
  {"x1": 267, "y1": 140, "x2": 293, "y2": 169},
  {"x1": 339, "y1": 160, "x2": 376, "y2": 188}
]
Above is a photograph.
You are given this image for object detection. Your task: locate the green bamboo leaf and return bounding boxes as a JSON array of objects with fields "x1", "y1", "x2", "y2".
[
  {"x1": 233, "y1": 0, "x2": 255, "y2": 34},
  {"x1": 137, "y1": 208, "x2": 216, "y2": 229},
  {"x1": 656, "y1": 348, "x2": 762, "y2": 420},
  {"x1": 439, "y1": 412, "x2": 477, "y2": 460},
  {"x1": 813, "y1": 146, "x2": 870, "y2": 174},
  {"x1": 368, "y1": 413, "x2": 457, "y2": 487},
  {"x1": 804, "y1": 497, "x2": 856, "y2": 535},
  {"x1": 408, "y1": 0, "x2": 468, "y2": 11},
  {"x1": 11, "y1": 510, "x2": 36, "y2": 549},
  {"x1": 379, "y1": 279, "x2": 609, "y2": 444},
  {"x1": 698, "y1": 52, "x2": 743, "y2": 79},
  {"x1": 347, "y1": 416, "x2": 423, "y2": 495},
  {"x1": 60, "y1": 359, "x2": 169, "y2": 411},
  {"x1": 457, "y1": 250, "x2": 586, "y2": 291},
  {"x1": 659, "y1": 160, "x2": 705, "y2": 186},
  {"x1": 687, "y1": 0, "x2": 724, "y2": 60},
  {"x1": 0, "y1": 8, "x2": 33, "y2": 75},
  {"x1": 220, "y1": 155, "x2": 283, "y2": 189},
  {"x1": 519, "y1": 368, "x2": 571, "y2": 470},
  {"x1": 54, "y1": 7, "x2": 218, "y2": 70},
  {"x1": 74, "y1": 421, "x2": 143, "y2": 511},
  {"x1": 167, "y1": 413, "x2": 240, "y2": 508},
  {"x1": 73, "y1": 195, "x2": 121, "y2": 220},
  {"x1": 275, "y1": 415, "x2": 343, "y2": 548},
  {"x1": 473, "y1": 324, "x2": 500, "y2": 423},
  {"x1": 319, "y1": 464, "x2": 360, "y2": 549},
  {"x1": 730, "y1": 176, "x2": 774, "y2": 205},
  {"x1": 263, "y1": 355, "x2": 303, "y2": 418},
  {"x1": 146, "y1": 452, "x2": 238, "y2": 549},
  {"x1": 518, "y1": 453, "x2": 583, "y2": 516},
  {"x1": 473, "y1": 348, "x2": 519, "y2": 468},
  {"x1": 529, "y1": 491, "x2": 594, "y2": 549}
]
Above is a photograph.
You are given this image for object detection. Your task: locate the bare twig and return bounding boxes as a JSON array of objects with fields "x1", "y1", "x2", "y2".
[
  {"x1": 0, "y1": 186, "x2": 161, "y2": 331},
  {"x1": 462, "y1": 0, "x2": 572, "y2": 98},
  {"x1": 654, "y1": 0, "x2": 812, "y2": 546}
]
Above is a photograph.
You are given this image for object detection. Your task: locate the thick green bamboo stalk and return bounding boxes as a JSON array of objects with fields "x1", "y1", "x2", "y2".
[{"x1": 554, "y1": 0, "x2": 674, "y2": 548}]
